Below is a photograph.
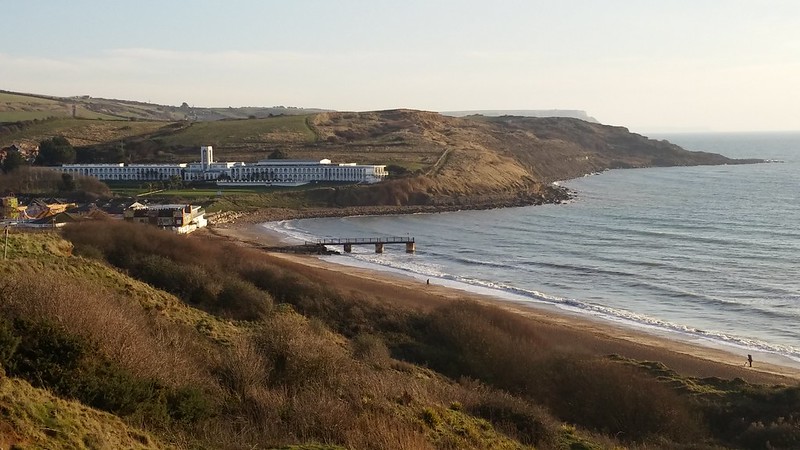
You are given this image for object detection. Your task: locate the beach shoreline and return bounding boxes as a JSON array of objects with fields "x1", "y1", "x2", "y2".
[{"x1": 207, "y1": 221, "x2": 800, "y2": 385}]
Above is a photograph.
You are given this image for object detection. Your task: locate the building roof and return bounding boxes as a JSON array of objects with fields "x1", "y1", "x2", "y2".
[
  {"x1": 253, "y1": 159, "x2": 332, "y2": 166},
  {"x1": 30, "y1": 212, "x2": 80, "y2": 225}
]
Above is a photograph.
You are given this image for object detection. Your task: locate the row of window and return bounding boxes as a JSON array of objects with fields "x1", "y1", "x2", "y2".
[{"x1": 56, "y1": 165, "x2": 385, "y2": 182}]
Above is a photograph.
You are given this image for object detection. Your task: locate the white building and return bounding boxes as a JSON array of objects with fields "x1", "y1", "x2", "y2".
[
  {"x1": 229, "y1": 159, "x2": 387, "y2": 184},
  {"x1": 59, "y1": 163, "x2": 187, "y2": 181},
  {"x1": 53, "y1": 146, "x2": 388, "y2": 185}
]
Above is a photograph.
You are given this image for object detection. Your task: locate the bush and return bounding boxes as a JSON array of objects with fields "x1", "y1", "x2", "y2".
[
  {"x1": 217, "y1": 278, "x2": 273, "y2": 321},
  {"x1": 254, "y1": 312, "x2": 350, "y2": 391},
  {"x1": 351, "y1": 333, "x2": 391, "y2": 367},
  {"x1": 0, "y1": 318, "x2": 20, "y2": 367},
  {"x1": 532, "y1": 356, "x2": 703, "y2": 443},
  {"x1": 133, "y1": 254, "x2": 221, "y2": 306},
  {"x1": 63, "y1": 221, "x2": 276, "y2": 321},
  {"x1": 402, "y1": 300, "x2": 547, "y2": 387},
  {"x1": 0, "y1": 316, "x2": 214, "y2": 427}
]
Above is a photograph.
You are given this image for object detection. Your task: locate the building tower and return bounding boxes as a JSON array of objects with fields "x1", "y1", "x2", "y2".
[{"x1": 200, "y1": 146, "x2": 213, "y2": 171}]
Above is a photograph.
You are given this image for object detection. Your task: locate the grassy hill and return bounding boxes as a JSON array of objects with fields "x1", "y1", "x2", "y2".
[
  {"x1": 0, "y1": 227, "x2": 595, "y2": 449},
  {"x1": 1, "y1": 92, "x2": 762, "y2": 213},
  {"x1": 0, "y1": 90, "x2": 327, "y2": 124},
  {"x1": 0, "y1": 377, "x2": 171, "y2": 449},
  {"x1": 2, "y1": 224, "x2": 799, "y2": 449}
]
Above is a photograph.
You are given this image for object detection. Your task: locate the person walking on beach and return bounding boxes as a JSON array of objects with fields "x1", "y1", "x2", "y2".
[
  {"x1": 747, "y1": 354, "x2": 753, "y2": 367},
  {"x1": 426, "y1": 279, "x2": 430, "y2": 286}
]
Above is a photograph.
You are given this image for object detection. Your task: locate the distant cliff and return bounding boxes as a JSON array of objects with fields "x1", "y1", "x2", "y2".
[{"x1": 442, "y1": 109, "x2": 599, "y2": 123}]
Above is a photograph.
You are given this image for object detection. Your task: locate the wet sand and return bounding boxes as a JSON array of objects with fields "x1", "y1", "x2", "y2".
[{"x1": 207, "y1": 222, "x2": 800, "y2": 385}]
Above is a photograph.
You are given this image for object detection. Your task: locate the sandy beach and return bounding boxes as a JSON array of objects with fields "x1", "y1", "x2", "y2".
[{"x1": 207, "y1": 222, "x2": 800, "y2": 386}]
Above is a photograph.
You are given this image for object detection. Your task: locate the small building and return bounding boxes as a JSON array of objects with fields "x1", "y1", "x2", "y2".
[
  {"x1": 65, "y1": 203, "x2": 113, "y2": 221},
  {"x1": 123, "y1": 204, "x2": 207, "y2": 234},
  {"x1": 27, "y1": 212, "x2": 80, "y2": 228}
]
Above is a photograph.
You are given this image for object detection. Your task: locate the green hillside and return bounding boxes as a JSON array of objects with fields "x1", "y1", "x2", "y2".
[
  {"x1": 0, "y1": 90, "x2": 327, "y2": 124},
  {"x1": 0, "y1": 91, "x2": 131, "y2": 122},
  {"x1": 0, "y1": 377, "x2": 171, "y2": 449},
  {"x1": 0, "y1": 117, "x2": 170, "y2": 148},
  {"x1": 159, "y1": 115, "x2": 316, "y2": 147}
]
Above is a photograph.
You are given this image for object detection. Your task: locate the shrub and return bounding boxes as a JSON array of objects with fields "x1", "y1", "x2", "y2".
[
  {"x1": 0, "y1": 318, "x2": 20, "y2": 367},
  {"x1": 63, "y1": 221, "x2": 277, "y2": 321},
  {"x1": 217, "y1": 278, "x2": 273, "y2": 321},
  {"x1": 532, "y1": 356, "x2": 703, "y2": 443},
  {"x1": 0, "y1": 316, "x2": 214, "y2": 427},
  {"x1": 253, "y1": 312, "x2": 351, "y2": 392},
  {"x1": 421, "y1": 407, "x2": 441, "y2": 428},
  {"x1": 351, "y1": 333, "x2": 391, "y2": 367},
  {"x1": 214, "y1": 337, "x2": 270, "y2": 399},
  {"x1": 402, "y1": 300, "x2": 547, "y2": 387},
  {"x1": 166, "y1": 386, "x2": 215, "y2": 423}
]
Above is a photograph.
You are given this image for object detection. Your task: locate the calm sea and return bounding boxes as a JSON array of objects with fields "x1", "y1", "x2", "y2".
[{"x1": 264, "y1": 132, "x2": 800, "y2": 365}]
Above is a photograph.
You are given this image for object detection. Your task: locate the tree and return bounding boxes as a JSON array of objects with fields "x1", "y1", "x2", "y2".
[
  {"x1": 1, "y1": 150, "x2": 28, "y2": 173},
  {"x1": 35, "y1": 137, "x2": 75, "y2": 166},
  {"x1": 268, "y1": 149, "x2": 289, "y2": 160},
  {"x1": 58, "y1": 173, "x2": 76, "y2": 192},
  {"x1": 167, "y1": 175, "x2": 183, "y2": 190}
]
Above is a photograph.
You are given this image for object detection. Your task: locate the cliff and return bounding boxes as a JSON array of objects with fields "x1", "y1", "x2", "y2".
[{"x1": 302, "y1": 110, "x2": 757, "y2": 208}]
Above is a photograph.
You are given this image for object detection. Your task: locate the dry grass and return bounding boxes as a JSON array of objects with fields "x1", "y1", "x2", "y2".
[
  {"x1": 4, "y1": 228, "x2": 566, "y2": 448},
  {"x1": 0, "y1": 266, "x2": 217, "y2": 391},
  {"x1": 8, "y1": 224, "x2": 785, "y2": 449}
]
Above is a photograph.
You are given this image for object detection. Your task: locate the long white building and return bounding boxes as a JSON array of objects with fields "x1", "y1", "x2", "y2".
[{"x1": 55, "y1": 146, "x2": 388, "y2": 185}]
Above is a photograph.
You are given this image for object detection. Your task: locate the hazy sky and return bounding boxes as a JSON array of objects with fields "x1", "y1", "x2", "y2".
[{"x1": 4, "y1": 1, "x2": 799, "y2": 132}]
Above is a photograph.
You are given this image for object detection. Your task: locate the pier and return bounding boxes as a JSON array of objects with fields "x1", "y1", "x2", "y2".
[{"x1": 307, "y1": 236, "x2": 416, "y2": 254}]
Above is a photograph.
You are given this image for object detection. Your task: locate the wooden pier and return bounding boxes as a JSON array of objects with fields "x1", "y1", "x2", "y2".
[{"x1": 306, "y1": 236, "x2": 416, "y2": 254}]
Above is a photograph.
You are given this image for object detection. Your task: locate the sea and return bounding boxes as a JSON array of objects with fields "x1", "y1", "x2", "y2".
[{"x1": 262, "y1": 132, "x2": 800, "y2": 367}]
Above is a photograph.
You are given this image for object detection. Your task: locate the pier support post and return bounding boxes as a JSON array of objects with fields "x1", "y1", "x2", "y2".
[
  {"x1": 343, "y1": 243, "x2": 352, "y2": 253},
  {"x1": 405, "y1": 242, "x2": 416, "y2": 253},
  {"x1": 375, "y1": 243, "x2": 384, "y2": 254}
]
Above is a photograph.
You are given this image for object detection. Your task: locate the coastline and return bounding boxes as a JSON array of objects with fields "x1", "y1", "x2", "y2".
[{"x1": 208, "y1": 221, "x2": 800, "y2": 385}]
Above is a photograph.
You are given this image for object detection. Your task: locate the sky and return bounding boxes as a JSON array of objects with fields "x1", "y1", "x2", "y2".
[{"x1": 3, "y1": 1, "x2": 799, "y2": 132}]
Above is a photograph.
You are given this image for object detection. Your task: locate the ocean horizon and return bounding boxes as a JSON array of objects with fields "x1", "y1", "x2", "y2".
[{"x1": 263, "y1": 131, "x2": 800, "y2": 369}]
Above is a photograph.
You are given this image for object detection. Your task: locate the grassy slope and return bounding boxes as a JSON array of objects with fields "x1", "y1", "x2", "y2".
[
  {"x1": 0, "y1": 232, "x2": 240, "y2": 345},
  {"x1": 5, "y1": 226, "x2": 798, "y2": 449},
  {"x1": 0, "y1": 92, "x2": 122, "y2": 122},
  {"x1": 0, "y1": 91, "x2": 326, "y2": 124},
  {"x1": 159, "y1": 115, "x2": 316, "y2": 149},
  {"x1": 0, "y1": 117, "x2": 169, "y2": 148},
  {"x1": 0, "y1": 230, "x2": 559, "y2": 449},
  {"x1": 0, "y1": 377, "x2": 172, "y2": 450}
]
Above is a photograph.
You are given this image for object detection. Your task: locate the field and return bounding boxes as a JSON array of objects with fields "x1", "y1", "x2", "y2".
[
  {"x1": 158, "y1": 115, "x2": 317, "y2": 148},
  {"x1": 0, "y1": 118, "x2": 173, "y2": 148},
  {"x1": 0, "y1": 92, "x2": 68, "y2": 122},
  {"x1": 0, "y1": 91, "x2": 326, "y2": 125}
]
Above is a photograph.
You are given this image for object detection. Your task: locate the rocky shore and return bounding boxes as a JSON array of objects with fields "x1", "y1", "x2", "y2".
[{"x1": 216, "y1": 184, "x2": 573, "y2": 225}]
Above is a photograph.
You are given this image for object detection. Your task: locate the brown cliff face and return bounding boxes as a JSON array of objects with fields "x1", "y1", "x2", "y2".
[{"x1": 306, "y1": 110, "x2": 755, "y2": 207}]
